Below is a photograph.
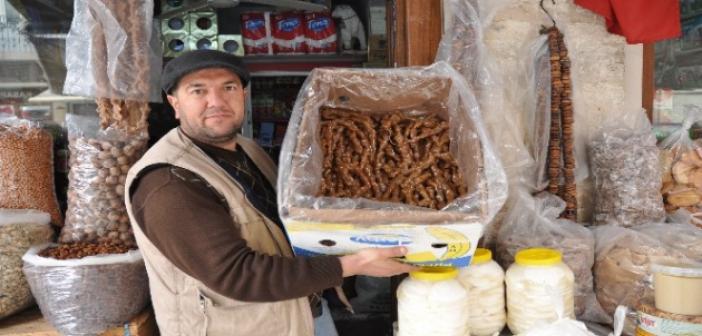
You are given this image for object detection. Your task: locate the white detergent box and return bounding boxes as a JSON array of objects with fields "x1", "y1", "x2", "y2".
[{"x1": 284, "y1": 221, "x2": 484, "y2": 267}]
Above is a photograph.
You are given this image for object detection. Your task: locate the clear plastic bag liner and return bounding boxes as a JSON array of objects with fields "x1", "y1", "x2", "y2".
[
  {"x1": 22, "y1": 244, "x2": 143, "y2": 267},
  {"x1": 278, "y1": 62, "x2": 507, "y2": 226},
  {"x1": 496, "y1": 190, "x2": 609, "y2": 323},
  {"x1": 61, "y1": 114, "x2": 147, "y2": 247},
  {"x1": 22, "y1": 244, "x2": 149, "y2": 336},
  {"x1": 0, "y1": 117, "x2": 63, "y2": 226},
  {"x1": 0, "y1": 209, "x2": 50, "y2": 226},
  {"x1": 523, "y1": 35, "x2": 551, "y2": 191},
  {"x1": 435, "y1": 0, "x2": 532, "y2": 183},
  {"x1": 63, "y1": 0, "x2": 162, "y2": 102}
]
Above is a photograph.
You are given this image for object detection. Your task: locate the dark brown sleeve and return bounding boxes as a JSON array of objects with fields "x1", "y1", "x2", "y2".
[{"x1": 130, "y1": 166, "x2": 343, "y2": 302}]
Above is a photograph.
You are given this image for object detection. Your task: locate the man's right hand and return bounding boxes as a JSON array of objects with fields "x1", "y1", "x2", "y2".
[{"x1": 339, "y1": 246, "x2": 417, "y2": 278}]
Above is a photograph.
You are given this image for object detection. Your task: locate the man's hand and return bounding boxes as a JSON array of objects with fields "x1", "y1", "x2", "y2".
[{"x1": 339, "y1": 246, "x2": 418, "y2": 277}]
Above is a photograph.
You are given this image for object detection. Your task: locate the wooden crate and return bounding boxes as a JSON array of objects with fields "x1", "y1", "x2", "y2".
[{"x1": 0, "y1": 306, "x2": 157, "y2": 336}]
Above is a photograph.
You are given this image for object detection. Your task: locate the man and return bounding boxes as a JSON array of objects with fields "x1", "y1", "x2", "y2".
[{"x1": 124, "y1": 49, "x2": 415, "y2": 336}]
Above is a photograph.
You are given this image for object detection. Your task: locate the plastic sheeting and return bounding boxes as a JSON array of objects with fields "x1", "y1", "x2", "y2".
[
  {"x1": 436, "y1": 0, "x2": 532, "y2": 184},
  {"x1": 22, "y1": 245, "x2": 149, "y2": 336},
  {"x1": 496, "y1": 191, "x2": 609, "y2": 323},
  {"x1": 589, "y1": 109, "x2": 665, "y2": 227},
  {"x1": 278, "y1": 62, "x2": 507, "y2": 227},
  {"x1": 60, "y1": 114, "x2": 147, "y2": 247},
  {"x1": 0, "y1": 210, "x2": 53, "y2": 319},
  {"x1": 593, "y1": 222, "x2": 702, "y2": 326},
  {"x1": 0, "y1": 117, "x2": 62, "y2": 226},
  {"x1": 63, "y1": 0, "x2": 161, "y2": 102}
]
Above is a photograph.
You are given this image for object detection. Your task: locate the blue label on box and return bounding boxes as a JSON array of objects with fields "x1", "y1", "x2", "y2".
[
  {"x1": 278, "y1": 18, "x2": 301, "y2": 32},
  {"x1": 308, "y1": 18, "x2": 330, "y2": 32},
  {"x1": 245, "y1": 19, "x2": 265, "y2": 31}
]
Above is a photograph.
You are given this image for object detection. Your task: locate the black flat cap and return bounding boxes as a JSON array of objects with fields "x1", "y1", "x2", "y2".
[{"x1": 161, "y1": 49, "x2": 250, "y2": 94}]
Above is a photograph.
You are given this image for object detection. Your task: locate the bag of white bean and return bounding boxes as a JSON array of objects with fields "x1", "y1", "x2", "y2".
[{"x1": 60, "y1": 114, "x2": 147, "y2": 247}]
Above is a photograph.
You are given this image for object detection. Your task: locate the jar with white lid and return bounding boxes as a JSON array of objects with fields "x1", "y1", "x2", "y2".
[
  {"x1": 458, "y1": 248, "x2": 506, "y2": 336},
  {"x1": 506, "y1": 247, "x2": 575, "y2": 335},
  {"x1": 397, "y1": 266, "x2": 469, "y2": 336}
]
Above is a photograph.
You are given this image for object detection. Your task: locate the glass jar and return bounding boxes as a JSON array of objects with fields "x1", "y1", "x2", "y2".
[
  {"x1": 458, "y1": 248, "x2": 506, "y2": 336},
  {"x1": 506, "y1": 247, "x2": 575, "y2": 334},
  {"x1": 397, "y1": 267, "x2": 469, "y2": 336}
]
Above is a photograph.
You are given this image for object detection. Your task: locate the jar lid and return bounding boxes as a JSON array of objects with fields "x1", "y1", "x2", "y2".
[
  {"x1": 409, "y1": 266, "x2": 458, "y2": 281},
  {"x1": 651, "y1": 260, "x2": 702, "y2": 278},
  {"x1": 472, "y1": 248, "x2": 492, "y2": 265},
  {"x1": 515, "y1": 247, "x2": 562, "y2": 266}
]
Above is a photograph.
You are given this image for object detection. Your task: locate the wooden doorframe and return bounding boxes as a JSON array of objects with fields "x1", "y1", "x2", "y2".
[
  {"x1": 642, "y1": 43, "x2": 655, "y2": 121},
  {"x1": 389, "y1": 0, "x2": 443, "y2": 67}
]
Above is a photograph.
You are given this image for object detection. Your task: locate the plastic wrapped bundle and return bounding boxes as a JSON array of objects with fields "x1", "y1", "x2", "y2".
[
  {"x1": 593, "y1": 223, "x2": 702, "y2": 316},
  {"x1": 0, "y1": 117, "x2": 62, "y2": 226},
  {"x1": 659, "y1": 106, "x2": 702, "y2": 216},
  {"x1": 589, "y1": 116, "x2": 664, "y2": 227},
  {"x1": 496, "y1": 191, "x2": 607, "y2": 322},
  {"x1": 61, "y1": 114, "x2": 147, "y2": 247},
  {"x1": 0, "y1": 210, "x2": 53, "y2": 319},
  {"x1": 22, "y1": 245, "x2": 149, "y2": 335}
]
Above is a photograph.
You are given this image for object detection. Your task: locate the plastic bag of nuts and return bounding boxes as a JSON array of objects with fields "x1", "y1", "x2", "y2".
[
  {"x1": 589, "y1": 129, "x2": 665, "y2": 227},
  {"x1": 0, "y1": 117, "x2": 63, "y2": 226},
  {"x1": 0, "y1": 209, "x2": 53, "y2": 320},
  {"x1": 22, "y1": 243, "x2": 149, "y2": 335},
  {"x1": 61, "y1": 114, "x2": 147, "y2": 247}
]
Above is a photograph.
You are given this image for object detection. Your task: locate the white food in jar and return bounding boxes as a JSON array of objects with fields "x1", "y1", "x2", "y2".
[
  {"x1": 506, "y1": 248, "x2": 575, "y2": 334},
  {"x1": 397, "y1": 267, "x2": 469, "y2": 336},
  {"x1": 458, "y1": 248, "x2": 506, "y2": 336}
]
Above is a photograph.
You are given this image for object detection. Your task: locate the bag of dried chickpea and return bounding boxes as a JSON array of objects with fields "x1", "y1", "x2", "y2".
[{"x1": 60, "y1": 114, "x2": 147, "y2": 248}]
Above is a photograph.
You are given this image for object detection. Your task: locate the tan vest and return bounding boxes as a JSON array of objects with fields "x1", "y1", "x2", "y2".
[{"x1": 125, "y1": 128, "x2": 314, "y2": 336}]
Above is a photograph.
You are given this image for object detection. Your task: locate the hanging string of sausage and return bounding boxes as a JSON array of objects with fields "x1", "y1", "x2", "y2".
[
  {"x1": 544, "y1": 25, "x2": 577, "y2": 221},
  {"x1": 317, "y1": 107, "x2": 467, "y2": 210}
]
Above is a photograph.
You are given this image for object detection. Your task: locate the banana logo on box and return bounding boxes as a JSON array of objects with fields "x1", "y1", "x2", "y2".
[{"x1": 404, "y1": 227, "x2": 471, "y2": 263}]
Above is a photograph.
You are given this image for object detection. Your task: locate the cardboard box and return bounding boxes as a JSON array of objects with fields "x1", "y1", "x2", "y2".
[
  {"x1": 286, "y1": 221, "x2": 483, "y2": 267},
  {"x1": 279, "y1": 66, "x2": 500, "y2": 267}
]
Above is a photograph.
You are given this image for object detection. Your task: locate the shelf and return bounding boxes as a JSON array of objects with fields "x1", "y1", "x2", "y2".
[
  {"x1": 253, "y1": 117, "x2": 290, "y2": 123},
  {"x1": 243, "y1": 54, "x2": 367, "y2": 72}
]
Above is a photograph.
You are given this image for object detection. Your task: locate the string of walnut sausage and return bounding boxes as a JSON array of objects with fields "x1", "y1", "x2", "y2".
[{"x1": 317, "y1": 107, "x2": 467, "y2": 210}]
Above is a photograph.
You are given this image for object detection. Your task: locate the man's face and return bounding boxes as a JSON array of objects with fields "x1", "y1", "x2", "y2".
[{"x1": 167, "y1": 68, "x2": 246, "y2": 145}]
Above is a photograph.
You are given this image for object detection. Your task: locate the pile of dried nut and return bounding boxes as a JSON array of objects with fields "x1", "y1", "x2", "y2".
[
  {"x1": 61, "y1": 135, "x2": 146, "y2": 247},
  {"x1": 39, "y1": 241, "x2": 132, "y2": 260},
  {"x1": 660, "y1": 144, "x2": 702, "y2": 215}
]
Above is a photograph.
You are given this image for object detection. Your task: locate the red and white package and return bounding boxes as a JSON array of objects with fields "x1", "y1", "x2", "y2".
[
  {"x1": 272, "y1": 11, "x2": 307, "y2": 55},
  {"x1": 241, "y1": 12, "x2": 272, "y2": 55},
  {"x1": 303, "y1": 11, "x2": 337, "y2": 54}
]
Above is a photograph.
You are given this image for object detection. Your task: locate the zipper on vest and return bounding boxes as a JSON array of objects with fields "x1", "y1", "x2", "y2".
[
  {"x1": 227, "y1": 178, "x2": 293, "y2": 254},
  {"x1": 198, "y1": 292, "x2": 207, "y2": 311}
]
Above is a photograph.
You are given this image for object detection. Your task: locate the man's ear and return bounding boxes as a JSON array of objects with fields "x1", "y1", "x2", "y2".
[{"x1": 166, "y1": 94, "x2": 181, "y2": 119}]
